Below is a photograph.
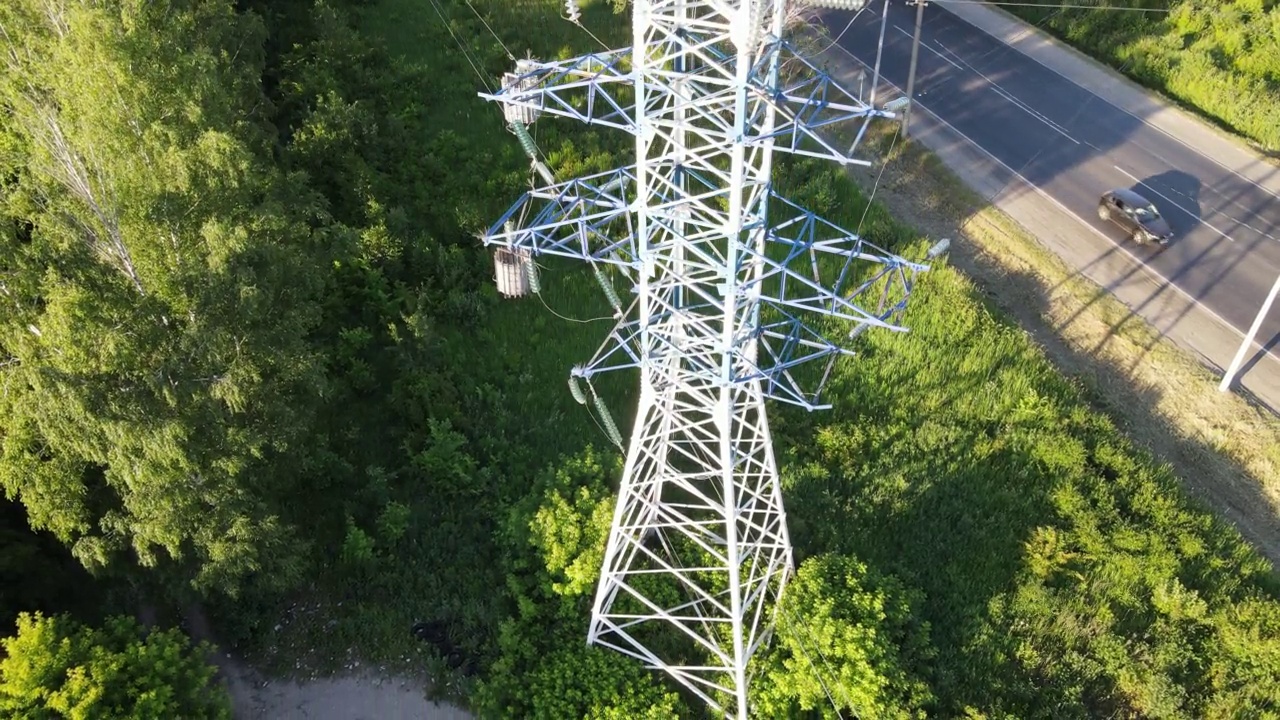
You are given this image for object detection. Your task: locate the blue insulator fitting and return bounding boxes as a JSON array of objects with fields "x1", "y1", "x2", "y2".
[
  {"x1": 526, "y1": 257, "x2": 541, "y2": 294},
  {"x1": 511, "y1": 121, "x2": 538, "y2": 160}
]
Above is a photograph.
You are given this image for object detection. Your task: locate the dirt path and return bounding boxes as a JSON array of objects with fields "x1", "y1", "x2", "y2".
[
  {"x1": 178, "y1": 603, "x2": 473, "y2": 720},
  {"x1": 217, "y1": 658, "x2": 473, "y2": 720}
]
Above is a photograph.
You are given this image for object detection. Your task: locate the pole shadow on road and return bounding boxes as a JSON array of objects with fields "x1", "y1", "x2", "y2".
[
  {"x1": 812, "y1": 3, "x2": 1280, "y2": 550},
  {"x1": 822, "y1": 0, "x2": 1280, "y2": 389},
  {"x1": 1236, "y1": 331, "x2": 1280, "y2": 387}
]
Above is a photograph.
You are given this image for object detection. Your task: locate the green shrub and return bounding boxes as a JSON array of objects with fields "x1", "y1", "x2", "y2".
[{"x1": 0, "y1": 613, "x2": 230, "y2": 720}]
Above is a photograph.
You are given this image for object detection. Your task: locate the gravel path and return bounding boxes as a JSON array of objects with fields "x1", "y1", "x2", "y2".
[
  {"x1": 219, "y1": 655, "x2": 473, "y2": 720},
  {"x1": 174, "y1": 603, "x2": 472, "y2": 720}
]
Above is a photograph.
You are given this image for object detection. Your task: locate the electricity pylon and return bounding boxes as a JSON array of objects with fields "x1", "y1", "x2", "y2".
[{"x1": 479, "y1": 1, "x2": 938, "y2": 716}]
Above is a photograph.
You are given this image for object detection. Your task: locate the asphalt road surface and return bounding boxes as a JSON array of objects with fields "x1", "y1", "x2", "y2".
[{"x1": 823, "y1": 2, "x2": 1280, "y2": 353}]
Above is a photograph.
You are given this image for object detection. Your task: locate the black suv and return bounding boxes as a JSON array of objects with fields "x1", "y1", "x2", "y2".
[{"x1": 1097, "y1": 188, "x2": 1173, "y2": 246}]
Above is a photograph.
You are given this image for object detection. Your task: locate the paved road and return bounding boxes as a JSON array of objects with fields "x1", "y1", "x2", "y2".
[{"x1": 822, "y1": 2, "x2": 1280, "y2": 359}]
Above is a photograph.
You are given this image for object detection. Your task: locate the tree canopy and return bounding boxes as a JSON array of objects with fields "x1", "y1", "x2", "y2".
[
  {"x1": 752, "y1": 554, "x2": 935, "y2": 719},
  {"x1": 0, "y1": 0, "x2": 325, "y2": 593}
]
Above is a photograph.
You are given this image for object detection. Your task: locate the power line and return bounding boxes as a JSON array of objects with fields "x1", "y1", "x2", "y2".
[
  {"x1": 930, "y1": 0, "x2": 1172, "y2": 11},
  {"x1": 855, "y1": 124, "x2": 901, "y2": 238},
  {"x1": 781, "y1": 606, "x2": 852, "y2": 720},
  {"x1": 535, "y1": 272, "x2": 616, "y2": 324},
  {"x1": 425, "y1": 0, "x2": 493, "y2": 92},
  {"x1": 464, "y1": 0, "x2": 516, "y2": 61},
  {"x1": 807, "y1": 3, "x2": 870, "y2": 60},
  {"x1": 561, "y1": 4, "x2": 612, "y2": 52}
]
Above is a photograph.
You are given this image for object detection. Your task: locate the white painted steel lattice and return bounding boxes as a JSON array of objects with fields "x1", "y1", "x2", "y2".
[{"x1": 478, "y1": 1, "x2": 934, "y2": 716}]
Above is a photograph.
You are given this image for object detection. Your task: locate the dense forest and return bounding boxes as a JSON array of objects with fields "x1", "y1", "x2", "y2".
[
  {"x1": 1006, "y1": 0, "x2": 1280, "y2": 151},
  {"x1": 1, "y1": 0, "x2": 1279, "y2": 718}
]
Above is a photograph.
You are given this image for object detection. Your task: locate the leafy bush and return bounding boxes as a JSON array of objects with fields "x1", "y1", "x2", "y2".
[
  {"x1": 752, "y1": 554, "x2": 935, "y2": 719},
  {"x1": 775, "y1": 224, "x2": 1280, "y2": 716},
  {"x1": 474, "y1": 446, "x2": 684, "y2": 718},
  {"x1": 0, "y1": 613, "x2": 230, "y2": 720}
]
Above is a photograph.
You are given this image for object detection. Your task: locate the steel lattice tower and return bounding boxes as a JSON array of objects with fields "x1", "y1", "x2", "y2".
[{"x1": 479, "y1": 1, "x2": 941, "y2": 716}]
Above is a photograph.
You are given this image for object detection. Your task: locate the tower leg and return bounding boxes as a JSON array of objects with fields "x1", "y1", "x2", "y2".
[{"x1": 589, "y1": 379, "x2": 793, "y2": 718}]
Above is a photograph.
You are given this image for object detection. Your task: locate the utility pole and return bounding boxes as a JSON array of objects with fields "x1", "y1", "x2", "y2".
[
  {"x1": 869, "y1": 0, "x2": 891, "y2": 106},
  {"x1": 1219, "y1": 273, "x2": 1280, "y2": 391},
  {"x1": 902, "y1": 0, "x2": 926, "y2": 137}
]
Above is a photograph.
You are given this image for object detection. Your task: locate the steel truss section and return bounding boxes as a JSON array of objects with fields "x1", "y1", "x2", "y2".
[
  {"x1": 479, "y1": 1, "x2": 928, "y2": 717},
  {"x1": 589, "y1": 378, "x2": 789, "y2": 714},
  {"x1": 486, "y1": 170, "x2": 929, "y2": 411},
  {"x1": 479, "y1": 37, "x2": 896, "y2": 166},
  {"x1": 480, "y1": 167, "x2": 639, "y2": 269},
  {"x1": 478, "y1": 50, "x2": 638, "y2": 132},
  {"x1": 744, "y1": 37, "x2": 896, "y2": 164}
]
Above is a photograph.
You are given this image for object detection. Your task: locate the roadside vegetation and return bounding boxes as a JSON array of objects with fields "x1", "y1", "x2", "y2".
[
  {"x1": 1, "y1": 1, "x2": 1278, "y2": 718},
  {"x1": 1005, "y1": 0, "x2": 1280, "y2": 152}
]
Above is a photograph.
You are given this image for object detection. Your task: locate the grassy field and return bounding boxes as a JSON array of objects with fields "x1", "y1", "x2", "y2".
[
  {"x1": 826, "y1": 112, "x2": 1280, "y2": 565},
  {"x1": 769, "y1": 152, "x2": 1280, "y2": 714},
  {"x1": 285, "y1": 0, "x2": 1280, "y2": 714}
]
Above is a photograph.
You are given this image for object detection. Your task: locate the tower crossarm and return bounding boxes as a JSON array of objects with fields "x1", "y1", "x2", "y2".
[
  {"x1": 478, "y1": 50, "x2": 638, "y2": 132},
  {"x1": 746, "y1": 241, "x2": 921, "y2": 325},
  {"x1": 481, "y1": 167, "x2": 640, "y2": 269},
  {"x1": 574, "y1": 308, "x2": 646, "y2": 379},
  {"x1": 480, "y1": 36, "x2": 898, "y2": 165},
  {"x1": 743, "y1": 37, "x2": 896, "y2": 165}
]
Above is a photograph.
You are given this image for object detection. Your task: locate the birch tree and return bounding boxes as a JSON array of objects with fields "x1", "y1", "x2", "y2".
[{"x1": 0, "y1": 0, "x2": 330, "y2": 594}]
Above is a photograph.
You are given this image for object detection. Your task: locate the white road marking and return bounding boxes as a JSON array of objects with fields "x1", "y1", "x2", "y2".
[
  {"x1": 821, "y1": 38, "x2": 1272, "y2": 357},
  {"x1": 1113, "y1": 164, "x2": 1235, "y2": 243},
  {"x1": 893, "y1": 25, "x2": 963, "y2": 70},
  {"x1": 989, "y1": 87, "x2": 1080, "y2": 145},
  {"x1": 944, "y1": 9, "x2": 1280, "y2": 205},
  {"x1": 929, "y1": 38, "x2": 1078, "y2": 144}
]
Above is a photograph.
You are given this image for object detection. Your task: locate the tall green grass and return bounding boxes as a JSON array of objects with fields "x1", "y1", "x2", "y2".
[{"x1": 773, "y1": 157, "x2": 1280, "y2": 715}]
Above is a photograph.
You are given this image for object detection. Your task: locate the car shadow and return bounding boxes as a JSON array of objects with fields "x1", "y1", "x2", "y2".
[{"x1": 1130, "y1": 170, "x2": 1203, "y2": 239}]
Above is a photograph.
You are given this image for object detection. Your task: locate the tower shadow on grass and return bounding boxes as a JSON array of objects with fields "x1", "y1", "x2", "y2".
[{"x1": 776, "y1": 252, "x2": 1280, "y2": 713}]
